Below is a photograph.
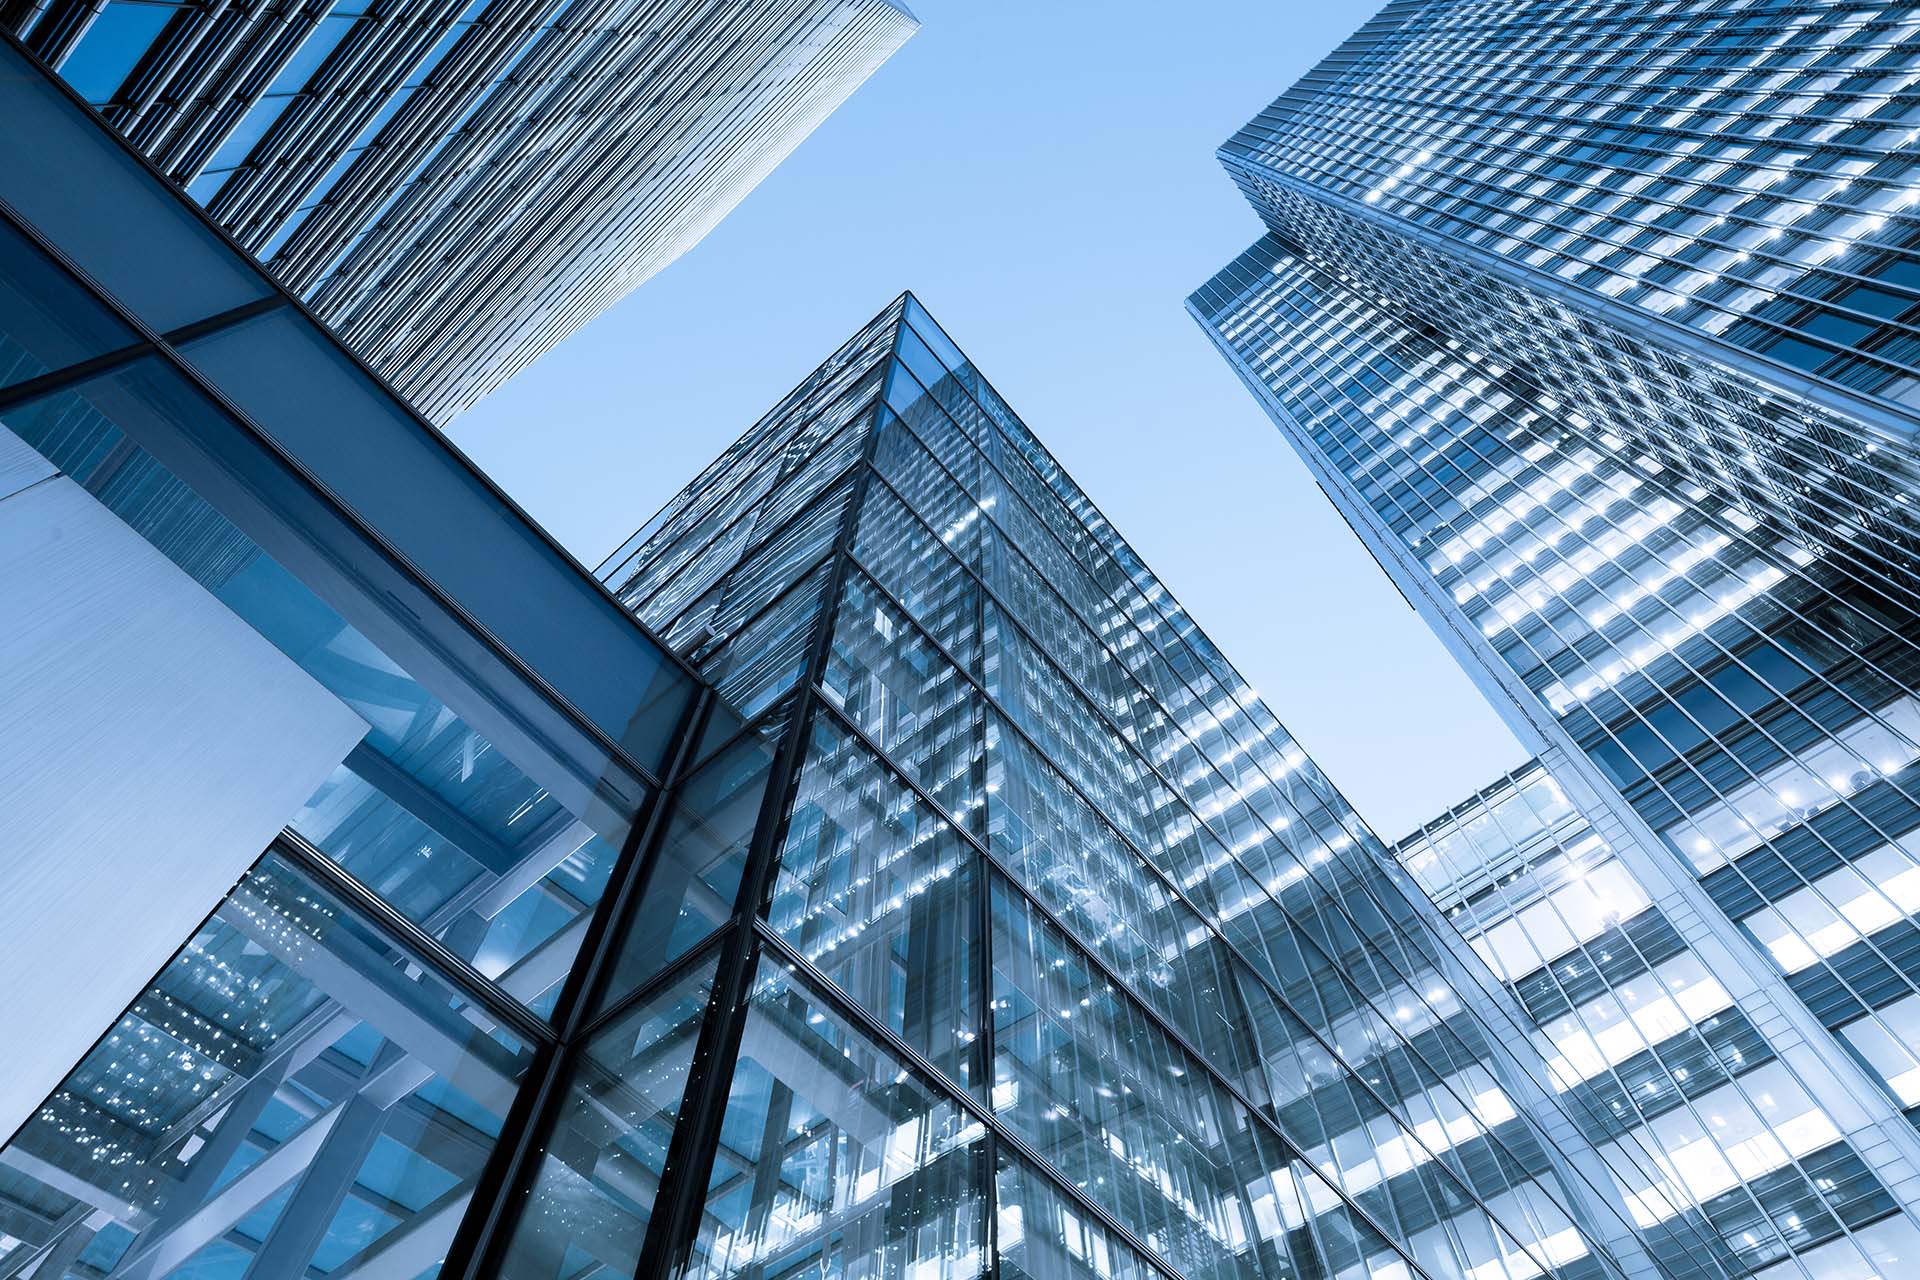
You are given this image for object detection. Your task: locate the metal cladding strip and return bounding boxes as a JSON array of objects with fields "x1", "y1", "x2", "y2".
[{"x1": 12, "y1": 0, "x2": 916, "y2": 422}]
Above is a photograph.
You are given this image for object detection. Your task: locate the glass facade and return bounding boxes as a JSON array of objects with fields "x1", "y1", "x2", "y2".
[
  {"x1": 0, "y1": 41, "x2": 718, "y2": 1279},
  {"x1": 1190, "y1": 2, "x2": 1920, "y2": 1276},
  {"x1": 1398, "y1": 760, "x2": 1920, "y2": 1279},
  {"x1": 29, "y1": 0, "x2": 1920, "y2": 1276},
  {"x1": 4, "y1": 0, "x2": 915, "y2": 420},
  {"x1": 0, "y1": 26, "x2": 1691, "y2": 1280},
  {"x1": 517, "y1": 289, "x2": 1751, "y2": 1280}
]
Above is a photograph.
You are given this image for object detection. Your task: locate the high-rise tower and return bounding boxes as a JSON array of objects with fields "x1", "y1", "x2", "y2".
[
  {"x1": 4, "y1": 0, "x2": 915, "y2": 421},
  {"x1": 1191, "y1": 2, "x2": 1920, "y2": 1276},
  {"x1": 566, "y1": 290, "x2": 1737, "y2": 1280}
]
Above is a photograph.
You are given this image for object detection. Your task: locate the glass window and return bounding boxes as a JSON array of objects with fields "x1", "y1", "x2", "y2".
[
  {"x1": 698, "y1": 560, "x2": 832, "y2": 717},
  {"x1": 292, "y1": 763, "x2": 487, "y2": 920},
  {"x1": 996, "y1": 1149, "x2": 1173, "y2": 1280},
  {"x1": 0, "y1": 852, "x2": 532, "y2": 1278},
  {"x1": 0, "y1": 213, "x2": 136, "y2": 392},
  {"x1": 266, "y1": 13, "x2": 358, "y2": 96},
  {"x1": 822, "y1": 565, "x2": 982, "y2": 822},
  {"x1": 769, "y1": 714, "x2": 983, "y2": 1096},
  {"x1": 599, "y1": 732, "x2": 776, "y2": 1009},
  {"x1": 1840, "y1": 995, "x2": 1920, "y2": 1107},
  {"x1": 177, "y1": 308, "x2": 693, "y2": 774},
  {"x1": 56, "y1": 1, "x2": 178, "y2": 104},
  {"x1": 989, "y1": 874, "x2": 1267, "y2": 1279},
  {"x1": 679, "y1": 958, "x2": 987, "y2": 1280},
  {"x1": 496, "y1": 953, "x2": 717, "y2": 1279},
  {"x1": 0, "y1": 44, "x2": 270, "y2": 332},
  {"x1": 851, "y1": 466, "x2": 981, "y2": 650},
  {"x1": 1, "y1": 365, "x2": 637, "y2": 1017}
]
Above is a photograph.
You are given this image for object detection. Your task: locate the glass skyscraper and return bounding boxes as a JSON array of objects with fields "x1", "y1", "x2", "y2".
[
  {"x1": 4, "y1": 0, "x2": 915, "y2": 421},
  {"x1": 1395, "y1": 760, "x2": 1920, "y2": 1280},
  {"x1": 561, "y1": 289, "x2": 1739, "y2": 1280},
  {"x1": 1191, "y1": 1, "x2": 1920, "y2": 1277}
]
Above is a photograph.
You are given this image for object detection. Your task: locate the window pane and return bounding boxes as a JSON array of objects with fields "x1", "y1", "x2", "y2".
[
  {"x1": 996, "y1": 1149, "x2": 1173, "y2": 1280},
  {"x1": 57, "y1": 1, "x2": 178, "y2": 103},
  {"x1": 822, "y1": 565, "x2": 982, "y2": 822},
  {"x1": 177, "y1": 308, "x2": 694, "y2": 774},
  {"x1": 599, "y1": 733, "x2": 777, "y2": 1009},
  {"x1": 769, "y1": 714, "x2": 983, "y2": 1096},
  {"x1": 0, "y1": 214, "x2": 135, "y2": 391},
  {"x1": 0, "y1": 43, "x2": 270, "y2": 331},
  {"x1": 0, "y1": 852, "x2": 532, "y2": 1278},
  {"x1": 496, "y1": 952, "x2": 718, "y2": 1279},
  {"x1": 680, "y1": 958, "x2": 987, "y2": 1280},
  {"x1": 1, "y1": 364, "x2": 637, "y2": 1018},
  {"x1": 989, "y1": 874, "x2": 1269, "y2": 1280}
]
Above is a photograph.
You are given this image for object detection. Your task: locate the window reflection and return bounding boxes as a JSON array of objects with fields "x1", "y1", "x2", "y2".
[
  {"x1": 498, "y1": 956, "x2": 718, "y2": 1280},
  {"x1": 680, "y1": 958, "x2": 986, "y2": 1280},
  {"x1": 769, "y1": 714, "x2": 983, "y2": 1097},
  {"x1": 0, "y1": 853, "x2": 530, "y2": 1279},
  {"x1": 1, "y1": 367, "x2": 637, "y2": 1018},
  {"x1": 996, "y1": 1150, "x2": 1172, "y2": 1280},
  {"x1": 600, "y1": 733, "x2": 776, "y2": 1009}
]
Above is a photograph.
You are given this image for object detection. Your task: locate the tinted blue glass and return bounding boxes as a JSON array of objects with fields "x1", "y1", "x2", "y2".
[
  {"x1": 200, "y1": 94, "x2": 285, "y2": 173},
  {"x1": 0, "y1": 214, "x2": 135, "y2": 390},
  {"x1": 0, "y1": 362, "x2": 635, "y2": 1018},
  {"x1": 599, "y1": 733, "x2": 774, "y2": 1009},
  {"x1": 496, "y1": 953, "x2": 719, "y2": 1279},
  {"x1": 0, "y1": 854, "x2": 532, "y2": 1277},
  {"x1": 58, "y1": 1, "x2": 177, "y2": 103},
  {"x1": 0, "y1": 46, "x2": 270, "y2": 330},
  {"x1": 266, "y1": 13, "x2": 358, "y2": 95},
  {"x1": 177, "y1": 308, "x2": 694, "y2": 773}
]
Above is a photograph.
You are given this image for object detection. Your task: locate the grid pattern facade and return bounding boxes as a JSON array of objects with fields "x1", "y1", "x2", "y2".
[
  {"x1": 537, "y1": 292, "x2": 1751, "y2": 1280},
  {"x1": 1233, "y1": 0, "x2": 1920, "y2": 402},
  {"x1": 4, "y1": 0, "x2": 915, "y2": 421},
  {"x1": 1398, "y1": 760, "x2": 1920, "y2": 1280},
  {"x1": 1193, "y1": 229, "x2": 1920, "y2": 1280},
  {"x1": 1189, "y1": 3, "x2": 1920, "y2": 1275},
  {"x1": 0, "y1": 41, "x2": 1684, "y2": 1280},
  {"x1": 1213, "y1": 0, "x2": 1920, "y2": 638}
]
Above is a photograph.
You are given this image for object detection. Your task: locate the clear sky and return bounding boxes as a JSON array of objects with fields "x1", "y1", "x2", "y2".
[{"x1": 451, "y1": 0, "x2": 1531, "y2": 840}]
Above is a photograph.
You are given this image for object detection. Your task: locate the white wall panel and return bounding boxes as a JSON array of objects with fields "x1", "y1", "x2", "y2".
[{"x1": 0, "y1": 444, "x2": 365, "y2": 1145}]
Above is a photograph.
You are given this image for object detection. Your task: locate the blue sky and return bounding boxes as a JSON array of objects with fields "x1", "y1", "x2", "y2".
[{"x1": 451, "y1": 0, "x2": 1529, "y2": 839}]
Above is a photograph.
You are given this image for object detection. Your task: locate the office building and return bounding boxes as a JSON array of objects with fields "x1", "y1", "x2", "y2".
[
  {"x1": 562, "y1": 288, "x2": 1738, "y2": 1280},
  {"x1": 1190, "y1": 1, "x2": 1920, "y2": 1275},
  {"x1": 1397, "y1": 759, "x2": 1919, "y2": 1280},
  {"x1": 0, "y1": 36, "x2": 710, "y2": 1279},
  {"x1": 4, "y1": 0, "x2": 916, "y2": 421}
]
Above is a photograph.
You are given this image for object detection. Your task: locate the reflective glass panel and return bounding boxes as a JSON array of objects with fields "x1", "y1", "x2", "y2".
[
  {"x1": 769, "y1": 714, "x2": 983, "y2": 1096},
  {"x1": 679, "y1": 958, "x2": 987, "y2": 1280},
  {"x1": 600, "y1": 732, "x2": 777, "y2": 1010},
  {"x1": 996, "y1": 1150, "x2": 1173, "y2": 1280},
  {"x1": 497, "y1": 953, "x2": 718, "y2": 1279},
  {"x1": 0, "y1": 362, "x2": 640, "y2": 1018},
  {"x1": 0, "y1": 852, "x2": 531, "y2": 1278},
  {"x1": 0, "y1": 214, "x2": 134, "y2": 391}
]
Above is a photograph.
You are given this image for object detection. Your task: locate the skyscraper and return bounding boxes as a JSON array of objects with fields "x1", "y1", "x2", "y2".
[
  {"x1": 4, "y1": 0, "x2": 915, "y2": 421},
  {"x1": 1394, "y1": 759, "x2": 1918, "y2": 1280},
  {"x1": 1191, "y1": 2, "x2": 1920, "y2": 1276},
  {"x1": 564, "y1": 289, "x2": 1725, "y2": 1280}
]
